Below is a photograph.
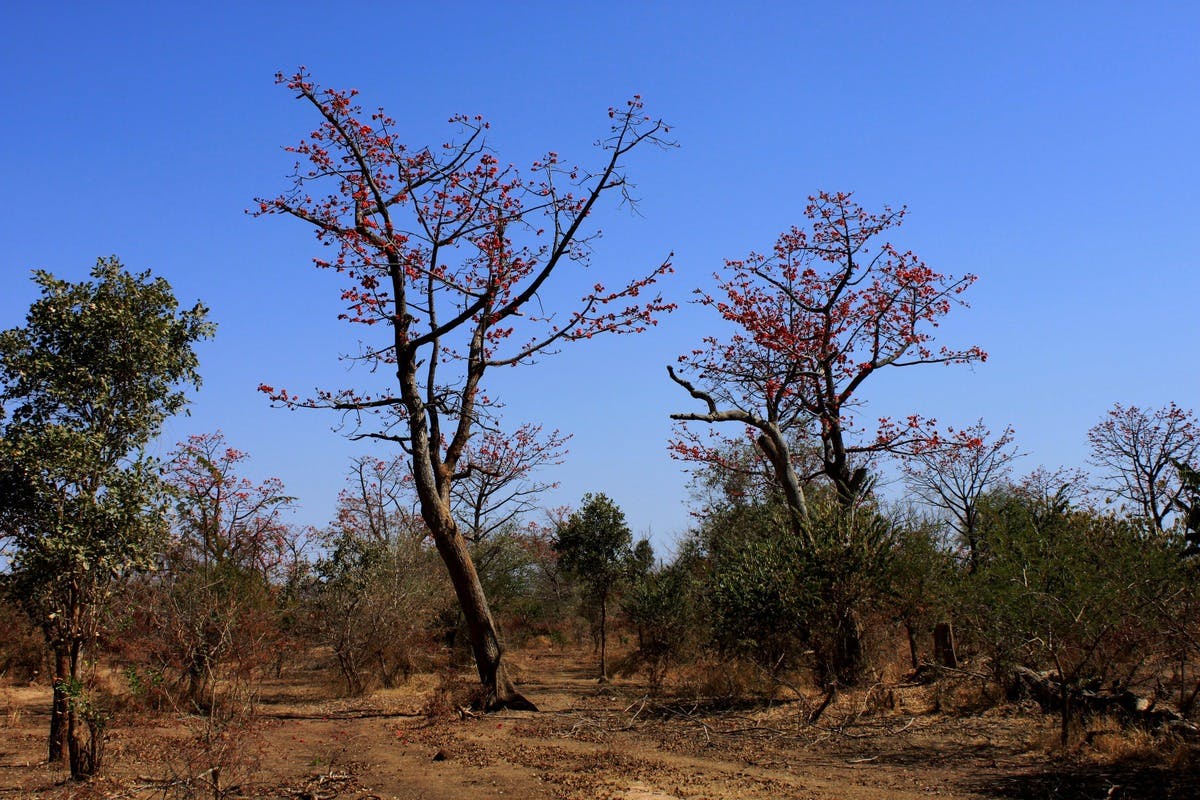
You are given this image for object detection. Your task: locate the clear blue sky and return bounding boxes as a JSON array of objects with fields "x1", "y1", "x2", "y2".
[{"x1": 2, "y1": 2, "x2": 1197, "y2": 553}]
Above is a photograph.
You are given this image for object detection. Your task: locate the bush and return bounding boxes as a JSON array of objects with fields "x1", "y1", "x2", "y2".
[
  {"x1": 701, "y1": 497, "x2": 899, "y2": 689},
  {"x1": 622, "y1": 548, "x2": 704, "y2": 691},
  {"x1": 958, "y1": 482, "x2": 1184, "y2": 742},
  {"x1": 0, "y1": 597, "x2": 44, "y2": 682}
]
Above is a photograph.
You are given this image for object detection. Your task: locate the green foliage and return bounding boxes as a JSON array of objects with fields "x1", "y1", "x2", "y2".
[
  {"x1": 959, "y1": 481, "x2": 1183, "y2": 735},
  {"x1": 555, "y1": 493, "x2": 636, "y2": 678},
  {"x1": 1173, "y1": 458, "x2": 1200, "y2": 554},
  {"x1": 0, "y1": 257, "x2": 212, "y2": 775},
  {"x1": 702, "y1": 496, "x2": 899, "y2": 687},
  {"x1": 704, "y1": 503, "x2": 806, "y2": 671},
  {"x1": 0, "y1": 258, "x2": 214, "y2": 631},
  {"x1": 622, "y1": 545, "x2": 702, "y2": 691},
  {"x1": 886, "y1": 512, "x2": 957, "y2": 666},
  {"x1": 554, "y1": 493, "x2": 635, "y2": 590}
]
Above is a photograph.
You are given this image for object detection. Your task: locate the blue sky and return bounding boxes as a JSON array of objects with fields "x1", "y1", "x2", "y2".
[{"x1": 2, "y1": 2, "x2": 1197, "y2": 552}]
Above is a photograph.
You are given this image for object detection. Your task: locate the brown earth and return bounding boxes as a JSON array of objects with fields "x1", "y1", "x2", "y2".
[{"x1": 1, "y1": 647, "x2": 1197, "y2": 799}]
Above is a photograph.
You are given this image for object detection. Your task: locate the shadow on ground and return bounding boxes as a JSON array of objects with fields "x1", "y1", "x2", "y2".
[{"x1": 972, "y1": 765, "x2": 1200, "y2": 799}]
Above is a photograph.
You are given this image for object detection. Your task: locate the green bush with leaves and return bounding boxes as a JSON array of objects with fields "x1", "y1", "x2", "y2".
[
  {"x1": 622, "y1": 543, "x2": 703, "y2": 691},
  {"x1": 701, "y1": 496, "x2": 899, "y2": 689},
  {"x1": 959, "y1": 482, "x2": 1183, "y2": 741}
]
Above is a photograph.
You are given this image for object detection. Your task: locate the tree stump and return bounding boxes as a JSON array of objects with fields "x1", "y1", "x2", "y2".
[{"x1": 933, "y1": 622, "x2": 958, "y2": 669}]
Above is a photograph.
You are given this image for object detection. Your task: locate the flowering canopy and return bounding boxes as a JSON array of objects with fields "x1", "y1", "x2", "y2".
[{"x1": 671, "y1": 192, "x2": 985, "y2": 517}]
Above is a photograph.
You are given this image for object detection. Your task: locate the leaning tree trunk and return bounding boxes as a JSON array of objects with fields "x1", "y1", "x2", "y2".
[{"x1": 425, "y1": 506, "x2": 536, "y2": 711}]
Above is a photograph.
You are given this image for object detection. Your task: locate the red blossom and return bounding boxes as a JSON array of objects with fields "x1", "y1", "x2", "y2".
[{"x1": 671, "y1": 191, "x2": 986, "y2": 512}]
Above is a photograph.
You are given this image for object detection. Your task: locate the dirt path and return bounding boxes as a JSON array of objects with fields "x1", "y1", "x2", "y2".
[{"x1": 2, "y1": 650, "x2": 1197, "y2": 799}]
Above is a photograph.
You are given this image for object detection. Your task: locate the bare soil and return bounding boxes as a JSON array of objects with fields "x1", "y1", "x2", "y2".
[{"x1": 2, "y1": 647, "x2": 1197, "y2": 799}]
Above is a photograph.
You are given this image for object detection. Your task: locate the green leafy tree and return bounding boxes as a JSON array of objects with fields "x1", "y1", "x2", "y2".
[
  {"x1": 0, "y1": 258, "x2": 212, "y2": 777},
  {"x1": 702, "y1": 494, "x2": 899, "y2": 690},
  {"x1": 961, "y1": 479, "x2": 1180, "y2": 743},
  {"x1": 554, "y1": 493, "x2": 635, "y2": 681},
  {"x1": 1172, "y1": 458, "x2": 1200, "y2": 554},
  {"x1": 622, "y1": 543, "x2": 702, "y2": 692}
]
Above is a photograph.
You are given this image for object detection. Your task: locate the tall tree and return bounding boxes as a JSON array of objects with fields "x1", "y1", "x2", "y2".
[
  {"x1": 669, "y1": 192, "x2": 985, "y2": 535},
  {"x1": 0, "y1": 258, "x2": 212, "y2": 777},
  {"x1": 256, "y1": 70, "x2": 674, "y2": 708},
  {"x1": 554, "y1": 493, "x2": 634, "y2": 681},
  {"x1": 1087, "y1": 402, "x2": 1199, "y2": 533}
]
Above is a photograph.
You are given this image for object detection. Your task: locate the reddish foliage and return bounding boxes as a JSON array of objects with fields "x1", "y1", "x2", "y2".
[
  {"x1": 164, "y1": 431, "x2": 295, "y2": 576},
  {"x1": 253, "y1": 70, "x2": 675, "y2": 706},
  {"x1": 671, "y1": 192, "x2": 985, "y2": 507},
  {"x1": 254, "y1": 71, "x2": 674, "y2": 400}
]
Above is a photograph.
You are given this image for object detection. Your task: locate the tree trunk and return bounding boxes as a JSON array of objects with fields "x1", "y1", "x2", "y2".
[
  {"x1": 427, "y1": 512, "x2": 536, "y2": 711},
  {"x1": 48, "y1": 647, "x2": 68, "y2": 763},
  {"x1": 933, "y1": 622, "x2": 958, "y2": 669},
  {"x1": 65, "y1": 640, "x2": 99, "y2": 780},
  {"x1": 832, "y1": 610, "x2": 865, "y2": 687},
  {"x1": 599, "y1": 593, "x2": 608, "y2": 682},
  {"x1": 904, "y1": 622, "x2": 920, "y2": 671}
]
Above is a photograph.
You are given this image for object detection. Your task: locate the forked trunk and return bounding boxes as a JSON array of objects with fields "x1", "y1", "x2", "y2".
[{"x1": 427, "y1": 512, "x2": 536, "y2": 711}]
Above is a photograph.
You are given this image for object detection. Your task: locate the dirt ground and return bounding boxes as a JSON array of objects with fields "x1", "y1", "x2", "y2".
[{"x1": 2, "y1": 647, "x2": 1197, "y2": 800}]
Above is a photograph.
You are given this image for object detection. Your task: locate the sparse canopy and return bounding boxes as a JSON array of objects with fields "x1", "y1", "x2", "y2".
[
  {"x1": 1087, "y1": 402, "x2": 1199, "y2": 533},
  {"x1": 670, "y1": 192, "x2": 985, "y2": 531},
  {"x1": 256, "y1": 70, "x2": 674, "y2": 708}
]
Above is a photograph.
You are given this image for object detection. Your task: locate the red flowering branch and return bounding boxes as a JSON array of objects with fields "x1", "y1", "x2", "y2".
[
  {"x1": 670, "y1": 191, "x2": 986, "y2": 519},
  {"x1": 254, "y1": 70, "x2": 675, "y2": 710}
]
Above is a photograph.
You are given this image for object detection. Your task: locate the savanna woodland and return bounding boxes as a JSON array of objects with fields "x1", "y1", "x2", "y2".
[{"x1": 2, "y1": 68, "x2": 1198, "y2": 800}]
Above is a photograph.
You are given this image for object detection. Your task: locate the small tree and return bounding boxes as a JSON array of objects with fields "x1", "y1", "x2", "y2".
[
  {"x1": 554, "y1": 493, "x2": 635, "y2": 681},
  {"x1": 901, "y1": 421, "x2": 1021, "y2": 571},
  {"x1": 1088, "y1": 402, "x2": 1199, "y2": 533},
  {"x1": 256, "y1": 70, "x2": 674, "y2": 709},
  {"x1": 669, "y1": 191, "x2": 985, "y2": 531},
  {"x1": 453, "y1": 425, "x2": 569, "y2": 542},
  {"x1": 0, "y1": 258, "x2": 212, "y2": 777},
  {"x1": 153, "y1": 432, "x2": 296, "y2": 710},
  {"x1": 623, "y1": 545, "x2": 702, "y2": 692},
  {"x1": 312, "y1": 456, "x2": 449, "y2": 694}
]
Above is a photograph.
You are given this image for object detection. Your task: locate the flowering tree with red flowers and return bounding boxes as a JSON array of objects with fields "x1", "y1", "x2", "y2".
[
  {"x1": 256, "y1": 70, "x2": 674, "y2": 709},
  {"x1": 165, "y1": 432, "x2": 294, "y2": 576},
  {"x1": 156, "y1": 432, "x2": 296, "y2": 707},
  {"x1": 669, "y1": 192, "x2": 985, "y2": 537}
]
